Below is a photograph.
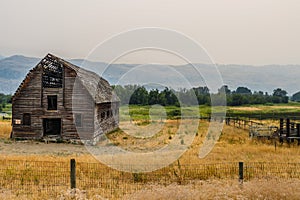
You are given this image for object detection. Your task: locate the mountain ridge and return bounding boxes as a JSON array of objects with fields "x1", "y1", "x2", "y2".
[{"x1": 0, "y1": 54, "x2": 299, "y2": 95}]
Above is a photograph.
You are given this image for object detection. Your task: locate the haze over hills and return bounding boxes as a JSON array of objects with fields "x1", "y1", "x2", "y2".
[{"x1": 0, "y1": 54, "x2": 299, "y2": 96}]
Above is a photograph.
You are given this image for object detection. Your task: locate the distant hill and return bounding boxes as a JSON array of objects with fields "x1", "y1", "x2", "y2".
[
  {"x1": 0, "y1": 54, "x2": 300, "y2": 95},
  {"x1": 217, "y1": 64, "x2": 300, "y2": 95},
  {"x1": 0, "y1": 55, "x2": 40, "y2": 94}
]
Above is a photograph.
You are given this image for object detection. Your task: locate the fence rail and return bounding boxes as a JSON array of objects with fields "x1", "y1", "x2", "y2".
[
  {"x1": 0, "y1": 159, "x2": 300, "y2": 199},
  {"x1": 225, "y1": 117, "x2": 264, "y2": 130}
]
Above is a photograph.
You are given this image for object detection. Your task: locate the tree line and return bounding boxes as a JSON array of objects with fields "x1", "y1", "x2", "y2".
[
  {"x1": 113, "y1": 85, "x2": 289, "y2": 106},
  {"x1": 0, "y1": 93, "x2": 12, "y2": 112}
]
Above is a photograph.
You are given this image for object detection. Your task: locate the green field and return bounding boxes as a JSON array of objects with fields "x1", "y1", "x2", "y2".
[
  {"x1": 122, "y1": 102, "x2": 300, "y2": 121},
  {"x1": 0, "y1": 103, "x2": 12, "y2": 118},
  {"x1": 3, "y1": 102, "x2": 300, "y2": 121}
]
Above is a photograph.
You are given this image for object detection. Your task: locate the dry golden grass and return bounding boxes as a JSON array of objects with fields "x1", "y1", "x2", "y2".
[
  {"x1": 1, "y1": 119, "x2": 300, "y2": 199},
  {"x1": 149, "y1": 120, "x2": 300, "y2": 164},
  {"x1": 4, "y1": 178, "x2": 299, "y2": 200},
  {"x1": 1, "y1": 119, "x2": 300, "y2": 164},
  {"x1": 123, "y1": 178, "x2": 300, "y2": 200},
  {"x1": 2, "y1": 119, "x2": 299, "y2": 163},
  {"x1": 0, "y1": 120, "x2": 12, "y2": 138},
  {"x1": 1, "y1": 178, "x2": 299, "y2": 200},
  {"x1": 230, "y1": 107, "x2": 262, "y2": 111},
  {"x1": 198, "y1": 124, "x2": 300, "y2": 163}
]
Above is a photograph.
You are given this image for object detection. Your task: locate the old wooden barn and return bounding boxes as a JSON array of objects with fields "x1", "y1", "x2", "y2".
[{"x1": 11, "y1": 53, "x2": 119, "y2": 143}]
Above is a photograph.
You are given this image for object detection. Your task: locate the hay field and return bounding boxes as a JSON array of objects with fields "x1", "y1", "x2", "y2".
[
  {"x1": 1, "y1": 119, "x2": 300, "y2": 163},
  {"x1": 0, "y1": 119, "x2": 300, "y2": 199}
]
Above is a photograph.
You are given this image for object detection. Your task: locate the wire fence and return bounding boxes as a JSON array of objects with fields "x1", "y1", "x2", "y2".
[
  {"x1": 0, "y1": 159, "x2": 69, "y2": 198},
  {"x1": 244, "y1": 162, "x2": 300, "y2": 179},
  {"x1": 0, "y1": 159, "x2": 300, "y2": 199}
]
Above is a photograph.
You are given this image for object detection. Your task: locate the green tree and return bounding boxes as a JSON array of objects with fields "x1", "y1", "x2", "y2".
[
  {"x1": 193, "y1": 86, "x2": 209, "y2": 95},
  {"x1": 272, "y1": 88, "x2": 288, "y2": 103},
  {"x1": 129, "y1": 86, "x2": 149, "y2": 105},
  {"x1": 148, "y1": 89, "x2": 160, "y2": 105},
  {"x1": 218, "y1": 85, "x2": 231, "y2": 94},
  {"x1": 235, "y1": 87, "x2": 252, "y2": 94},
  {"x1": 273, "y1": 88, "x2": 287, "y2": 97}
]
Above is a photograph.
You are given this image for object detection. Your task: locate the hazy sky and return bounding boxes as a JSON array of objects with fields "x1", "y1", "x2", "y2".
[{"x1": 0, "y1": 0, "x2": 299, "y2": 65}]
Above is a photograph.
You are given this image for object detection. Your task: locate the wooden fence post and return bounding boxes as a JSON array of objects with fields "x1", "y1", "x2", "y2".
[
  {"x1": 279, "y1": 118, "x2": 284, "y2": 143},
  {"x1": 297, "y1": 124, "x2": 300, "y2": 146},
  {"x1": 279, "y1": 118, "x2": 283, "y2": 136},
  {"x1": 291, "y1": 122, "x2": 295, "y2": 142},
  {"x1": 286, "y1": 118, "x2": 290, "y2": 144},
  {"x1": 70, "y1": 159, "x2": 76, "y2": 189},
  {"x1": 239, "y1": 162, "x2": 244, "y2": 184}
]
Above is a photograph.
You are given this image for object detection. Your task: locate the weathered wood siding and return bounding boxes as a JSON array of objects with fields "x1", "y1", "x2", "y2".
[
  {"x1": 12, "y1": 67, "x2": 43, "y2": 138},
  {"x1": 12, "y1": 54, "x2": 119, "y2": 142},
  {"x1": 94, "y1": 102, "x2": 119, "y2": 138},
  {"x1": 67, "y1": 67, "x2": 94, "y2": 140},
  {"x1": 12, "y1": 65, "x2": 95, "y2": 140}
]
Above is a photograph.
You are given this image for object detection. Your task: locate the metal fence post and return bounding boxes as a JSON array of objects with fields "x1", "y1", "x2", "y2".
[
  {"x1": 70, "y1": 159, "x2": 76, "y2": 189},
  {"x1": 239, "y1": 162, "x2": 244, "y2": 184}
]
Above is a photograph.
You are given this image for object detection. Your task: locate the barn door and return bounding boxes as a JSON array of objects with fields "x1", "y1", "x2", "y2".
[{"x1": 43, "y1": 118, "x2": 61, "y2": 136}]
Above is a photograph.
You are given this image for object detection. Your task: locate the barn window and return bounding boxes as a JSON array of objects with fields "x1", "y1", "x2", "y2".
[
  {"x1": 23, "y1": 113, "x2": 31, "y2": 126},
  {"x1": 114, "y1": 109, "x2": 119, "y2": 116},
  {"x1": 75, "y1": 113, "x2": 82, "y2": 127},
  {"x1": 42, "y1": 60, "x2": 63, "y2": 88},
  {"x1": 101, "y1": 112, "x2": 105, "y2": 121},
  {"x1": 15, "y1": 119, "x2": 21, "y2": 125},
  {"x1": 48, "y1": 95, "x2": 57, "y2": 110}
]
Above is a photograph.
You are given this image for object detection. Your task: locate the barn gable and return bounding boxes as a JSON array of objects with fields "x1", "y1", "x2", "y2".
[{"x1": 13, "y1": 53, "x2": 118, "y2": 104}]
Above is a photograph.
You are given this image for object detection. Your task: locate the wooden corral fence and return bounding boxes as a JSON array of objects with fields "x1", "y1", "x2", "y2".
[
  {"x1": 224, "y1": 117, "x2": 278, "y2": 139},
  {"x1": 278, "y1": 118, "x2": 300, "y2": 145},
  {"x1": 225, "y1": 117, "x2": 263, "y2": 130},
  {"x1": 225, "y1": 117, "x2": 300, "y2": 145},
  {"x1": 249, "y1": 125, "x2": 278, "y2": 139}
]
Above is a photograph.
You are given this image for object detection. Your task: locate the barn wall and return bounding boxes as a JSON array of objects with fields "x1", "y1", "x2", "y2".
[
  {"x1": 12, "y1": 65, "x2": 95, "y2": 140},
  {"x1": 94, "y1": 102, "x2": 119, "y2": 139},
  {"x1": 12, "y1": 66, "x2": 43, "y2": 138},
  {"x1": 64, "y1": 67, "x2": 94, "y2": 140}
]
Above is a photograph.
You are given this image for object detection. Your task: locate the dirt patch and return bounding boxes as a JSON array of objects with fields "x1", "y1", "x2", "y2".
[
  {"x1": 229, "y1": 107, "x2": 262, "y2": 111},
  {"x1": 0, "y1": 139, "x2": 90, "y2": 158}
]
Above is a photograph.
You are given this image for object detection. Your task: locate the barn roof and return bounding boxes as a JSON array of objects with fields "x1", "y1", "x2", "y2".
[{"x1": 13, "y1": 53, "x2": 119, "y2": 103}]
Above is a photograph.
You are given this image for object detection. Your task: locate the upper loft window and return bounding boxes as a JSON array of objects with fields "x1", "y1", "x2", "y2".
[
  {"x1": 42, "y1": 58, "x2": 63, "y2": 88},
  {"x1": 48, "y1": 95, "x2": 57, "y2": 110}
]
